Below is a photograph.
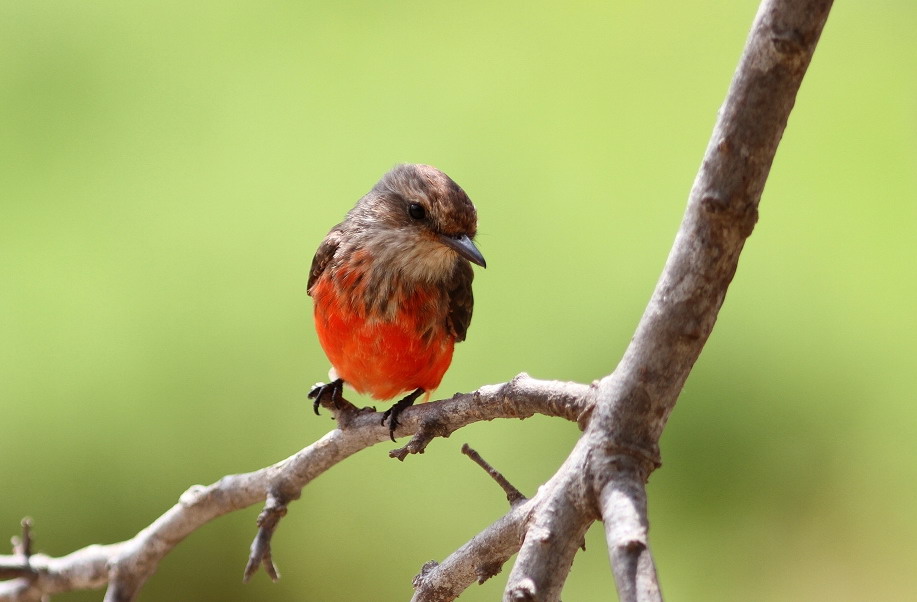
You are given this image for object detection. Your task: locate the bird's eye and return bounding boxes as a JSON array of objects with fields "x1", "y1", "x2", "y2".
[{"x1": 408, "y1": 202, "x2": 426, "y2": 220}]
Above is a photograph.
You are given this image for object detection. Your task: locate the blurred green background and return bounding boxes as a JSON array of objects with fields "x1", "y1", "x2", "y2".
[{"x1": 1, "y1": 1, "x2": 915, "y2": 600}]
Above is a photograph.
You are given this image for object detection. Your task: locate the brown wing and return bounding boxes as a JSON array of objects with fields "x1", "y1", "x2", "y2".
[
  {"x1": 446, "y1": 260, "x2": 475, "y2": 342},
  {"x1": 307, "y1": 225, "x2": 344, "y2": 295}
]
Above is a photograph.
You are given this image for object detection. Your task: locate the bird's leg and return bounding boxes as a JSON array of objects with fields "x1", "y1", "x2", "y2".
[
  {"x1": 381, "y1": 388, "x2": 424, "y2": 442},
  {"x1": 308, "y1": 378, "x2": 344, "y2": 415}
]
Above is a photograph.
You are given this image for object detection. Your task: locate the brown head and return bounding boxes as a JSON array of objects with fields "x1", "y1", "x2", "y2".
[{"x1": 342, "y1": 164, "x2": 486, "y2": 285}]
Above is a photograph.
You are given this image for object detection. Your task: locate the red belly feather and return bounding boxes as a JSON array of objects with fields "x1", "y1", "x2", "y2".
[{"x1": 311, "y1": 276, "x2": 454, "y2": 401}]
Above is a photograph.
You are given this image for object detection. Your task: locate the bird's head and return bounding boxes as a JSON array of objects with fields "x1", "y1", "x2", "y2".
[{"x1": 350, "y1": 164, "x2": 486, "y2": 282}]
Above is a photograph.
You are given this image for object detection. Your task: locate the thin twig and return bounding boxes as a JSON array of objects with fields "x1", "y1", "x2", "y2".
[
  {"x1": 461, "y1": 444, "x2": 526, "y2": 507},
  {"x1": 243, "y1": 493, "x2": 287, "y2": 582},
  {"x1": 12, "y1": 518, "x2": 33, "y2": 560}
]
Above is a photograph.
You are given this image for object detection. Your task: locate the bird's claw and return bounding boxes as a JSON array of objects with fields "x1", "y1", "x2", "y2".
[
  {"x1": 308, "y1": 378, "x2": 344, "y2": 415},
  {"x1": 380, "y1": 407, "x2": 399, "y2": 442},
  {"x1": 380, "y1": 389, "x2": 424, "y2": 442}
]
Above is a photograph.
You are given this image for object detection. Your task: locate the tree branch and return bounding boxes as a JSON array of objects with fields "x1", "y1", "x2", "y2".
[
  {"x1": 411, "y1": 500, "x2": 532, "y2": 602},
  {"x1": 0, "y1": 544, "x2": 119, "y2": 601},
  {"x1": 0, "y1": 374, "x2": 589, "y2": 602},
  {"x1": 587, "y1": 0, "x2": 831, "y2": 598},
  {"x1": 504, "y1": 436, "x2": 594, "y2": 601},
  {"x1": 591, "y1": 0, "x2": 834, "y2": 452},
  {"x1": 596, "y1": 456, "x2": 660, "y2": 602},
  {"x1": 493, "y1": 0, "x2": 833, "y2": 599}
]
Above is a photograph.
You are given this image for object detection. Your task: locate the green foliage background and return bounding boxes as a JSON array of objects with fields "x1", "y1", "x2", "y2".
[{"x1": 2, "y1": 2, "x2": 915, "y2": 600}]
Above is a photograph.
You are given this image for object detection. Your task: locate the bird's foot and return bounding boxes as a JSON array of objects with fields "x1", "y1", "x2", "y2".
[
  {"x1": 308, "y1": 378, "x2": 345, "y2": 415},
  {"x1": 381, "y1": 388, "x2": 424, "y2": 442}
]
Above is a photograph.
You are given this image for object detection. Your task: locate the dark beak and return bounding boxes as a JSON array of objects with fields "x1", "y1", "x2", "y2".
[{"x1": 440, "y1": 233, "x2": 486, "y2": 268}]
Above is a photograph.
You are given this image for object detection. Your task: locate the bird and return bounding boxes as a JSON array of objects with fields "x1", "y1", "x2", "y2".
[{"x1": 306, "y1": 164, "x2": 486, "y2": 441}]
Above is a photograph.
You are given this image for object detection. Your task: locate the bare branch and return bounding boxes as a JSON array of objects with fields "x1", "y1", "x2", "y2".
[
  {"x1": 411, "y1": 501, "x2": 532, "y2": 602},
  {"x1": 0, "y1": 374, "x2": 588, "y2": 602},
  {"x1": 390, "y1": 374, "x2": 592, "y2": 460},
  {"x1": 503, "y1": 438, "x2": 594, "y2": 602},
  {"x1": 11, "y1": 518, "x2": 33, "y2": 561},
  {"x1": 0, "y1": 518, "x2": 35, "y2": 582},
  {"x1": 498, "y1": 0, "x2": 834, "y2": 599},
  {"x1": 413, "y1": 439, "x2": 598, "y2": 602},
  {"x1": 242, "y1": 492, "x2": 288, "y2": 583},
  {"x1": 589, "y1": 0, "x2": 835, "y2": 451},
  {"x1": 595, "y1": 456, "x2": 660, "y2": 602},
  {"x1": 589, "y1": 0, "x2": 832, "y2": 595},
  {"x1": 0, "y1": 544, "x2": 119, "y2": 600}
]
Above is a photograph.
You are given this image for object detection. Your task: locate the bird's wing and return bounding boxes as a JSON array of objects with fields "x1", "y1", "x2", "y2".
[
  {"x1": 307, "y1": 225, "x2": 344, "y2": 295},
  {"x1": 446, "y1": 260, "x2": 475, "y2": 342}
]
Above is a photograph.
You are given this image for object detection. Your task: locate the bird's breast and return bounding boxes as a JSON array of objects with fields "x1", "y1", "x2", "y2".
[{"x1": 310, "y1": 267, "x2": 455, "y2": 400}]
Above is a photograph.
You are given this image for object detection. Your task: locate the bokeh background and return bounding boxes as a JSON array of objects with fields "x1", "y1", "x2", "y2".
[{"x1": 2, "y1": 1, "x2": 915, "y2": 600}]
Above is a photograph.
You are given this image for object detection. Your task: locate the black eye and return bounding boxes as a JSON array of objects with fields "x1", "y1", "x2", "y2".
[{"x1": 408, "y1": 202, "x2": 426, "y2": 220}]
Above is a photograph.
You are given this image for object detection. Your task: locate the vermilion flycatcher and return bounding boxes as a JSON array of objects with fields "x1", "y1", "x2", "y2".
[{"x1": 307, "y1": 164, "x2": 486, "y2": 440}]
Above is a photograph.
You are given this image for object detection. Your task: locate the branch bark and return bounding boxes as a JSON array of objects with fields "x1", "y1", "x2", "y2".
[{"x1": 0, "y1": 1, "x2": 833, "y2": 600}]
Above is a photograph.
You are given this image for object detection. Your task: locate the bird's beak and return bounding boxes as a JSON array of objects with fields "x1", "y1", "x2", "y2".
[{"x1": 440, "y1": 233, "x2": 487, "y2": 268}]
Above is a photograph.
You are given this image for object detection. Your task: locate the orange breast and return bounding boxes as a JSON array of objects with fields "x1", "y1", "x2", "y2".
[{"x1": 310, "y1": 275, "x2": 455, "y2": 401}]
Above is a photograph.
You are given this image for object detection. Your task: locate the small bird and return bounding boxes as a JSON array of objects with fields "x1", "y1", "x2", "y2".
[{"x1": 307, "y1": 164, "x2": 486, "y2": 441}]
